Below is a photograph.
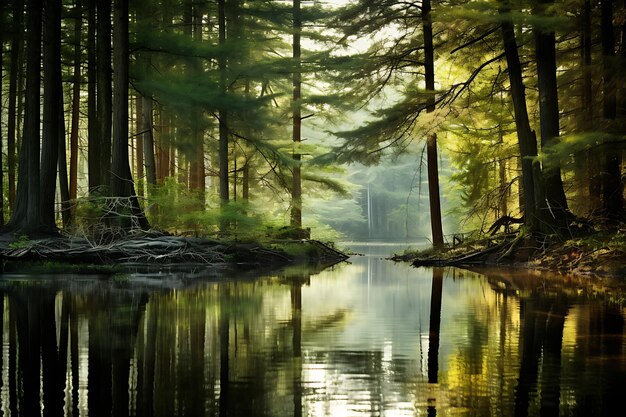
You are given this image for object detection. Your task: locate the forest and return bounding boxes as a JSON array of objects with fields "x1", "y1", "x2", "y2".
[{"x1": 0, "y1": 0, "x2": 625, "y2": 259}]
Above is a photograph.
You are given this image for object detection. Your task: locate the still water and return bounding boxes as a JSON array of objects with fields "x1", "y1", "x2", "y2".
[{"x1": 0, "y1": 243, "x2": 624, "y2": 417}]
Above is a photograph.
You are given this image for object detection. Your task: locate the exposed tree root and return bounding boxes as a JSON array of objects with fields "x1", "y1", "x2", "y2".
[
  {"x1": 397, "y1": 226, "x2": 626, "y2": 279},
  {"x1": 411, "y1": 236, "x2": 514, "y2": 267},
  {"x1": 0, "y1": 231, "x2": 349, "y2": 270}
]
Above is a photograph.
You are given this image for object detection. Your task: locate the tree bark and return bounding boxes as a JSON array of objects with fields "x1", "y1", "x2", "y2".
[
  {"x1": 6, "y1": 0, "x2": 44, "y2": 233},
  {"x1": 192, "y1": 1, "x2": 205, "y2": 203},
  {"x1": 582, "y1": 0, "x2": 601, "y2": 212},
  {"x1": 423, "y1": 0, "x2": 444, "y2": 248},
  {"x1": 242, "y1": 162, "x2": 250, "y2": 201},
  {"x1": 135, "y1": 94, "x2": 144, "y2": 197},
  {"x1": 534, "y1": 0, "x2": 568, "y2": 216},
  {"x1": 185, "y1": 0, "x2": 205, "y2": 203},
  {"x1": 143, "y1": 96, "x2": 157, "y2": 188},
  {"x1": 0, "y1": 1, "x2": 5, "y2": 226},
  {"x1": 96, "y1": 0, "x2": 112, "y2": 192},
  {"x1": 500, "y1": 2, "x2": 544, "y2": 233},
  {"x1": 58, "y1": 94, "x2": 72, "y2": 228},
  {"x1": 600, "y1": 0, "x2": 624, "y2": 220},
  {"x1": 69, "y1": 0, "x2": 82, "y2": 211},
  {"x1": 111, "y1": 0, "x2": 149, "y2": 230},
  {"x1": 218, "y1": 0, "x2": 229, "y2": 205},
  {"x1": 291, "y1": 0, "x2": 303, "y2": 228},
  {"x1": 7, "y1": 0, "x2": 23, "y2": 211},
  {"x1": 41, "y1": 0, "x2": 63, "y2": 230},
  {"x1": 137, "y1": 0, "x2": 156, "y2": 194},
  {"x1": 87, "y1": 0, "x2": 98, "y2": 193}
]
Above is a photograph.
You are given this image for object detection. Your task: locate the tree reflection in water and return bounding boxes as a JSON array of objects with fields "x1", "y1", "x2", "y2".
[{"x1": 0, "y1": 258, "x2": 624, "y2": 417}]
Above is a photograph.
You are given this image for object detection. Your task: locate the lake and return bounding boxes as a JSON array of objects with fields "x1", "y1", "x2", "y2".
[{"x1": 0, "y1": 243, "x2": 624, "y2": 416}]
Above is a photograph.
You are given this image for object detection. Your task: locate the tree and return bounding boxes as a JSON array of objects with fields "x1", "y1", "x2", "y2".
[
  {"x1": 41, "y1": 0, "x2": 63, "y2": 228},
  {"x1": 600, "y1": 0, "x2": 624, "y2": 220},
  {"x1": 7, "y1": 0, "x2": 23, "y2": 211},
  {"x1": 581, "y1": 0, "x2": 601, "y2": 212},
  {"x1": 187, "y1": 0, "x2": 205, "y2": 203},
  {"x1": 69, "y1": 0, "x2": 82, "y2": 217},
  {"x1": 533, "y1": 0, "x2": 568, "y2": 216},
  {"x1": 218, "y1": 0, "x2": 229, "y2": 205},
  {"x1": 499, "y1": 0, "x2": 545, "y2": 233},
  {"x1": 0, "y1": 0, "x2": 5, "y2": 225},
  {"x1": 93, "y1": 0, "x2": 113, "y2": 193},
  {"x1": 423, "y1": 0, "x2": 444, "y2": 249},
  {"x1": 87, "y1": 0, "x2": 97, "y2": 193},
  {"x1": 290, "y1": 0, "x2": 303, "y2": 228},
  {"x1": 136, "y1": 0, "x2": 157, "y2": 192},
  {"x1": 5, "y1": 0, "x2": 45, "y2": 234},
  {"x1": 110, "y1": 0, "x2": 149, "y2": 230}
]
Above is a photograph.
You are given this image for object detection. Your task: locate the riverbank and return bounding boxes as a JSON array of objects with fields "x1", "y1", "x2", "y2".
[
  {"x1": 391, "y1": 229, "x2": 626, "y2": 280},
  {"x1": 0, "y1": 231, "x2": 349, "y2": 274}
]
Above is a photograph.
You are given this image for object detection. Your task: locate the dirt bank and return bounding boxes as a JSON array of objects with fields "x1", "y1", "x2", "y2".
[{"x1": 392, "y1": 230, "x2": 626, "y2": 280}]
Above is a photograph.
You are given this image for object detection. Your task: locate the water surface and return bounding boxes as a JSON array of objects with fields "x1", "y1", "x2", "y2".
[{"x1": 0, "y1": 244, "x2": 624, "y2": 416}]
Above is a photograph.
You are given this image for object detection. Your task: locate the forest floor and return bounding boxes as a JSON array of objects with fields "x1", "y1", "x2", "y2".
[
  {"x1": 391, "y1": 227, "x2": 626, "y2": 280},
  {"x1": 0, "y1": 230, "x2": 349, "y2": 274}
]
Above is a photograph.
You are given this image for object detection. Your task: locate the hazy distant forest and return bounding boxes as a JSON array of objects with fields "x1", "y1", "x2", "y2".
[{"x1": 0, "y1": 0, "x2": 624, "y2": 242}]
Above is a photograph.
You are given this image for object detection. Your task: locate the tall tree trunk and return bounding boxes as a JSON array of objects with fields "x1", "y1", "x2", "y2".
[
  {"x1": 500, "y1": 2, "x2": 544, "y2": 233},
  {"x1": 185, "y1": 0, "x2": 196, "y2": 194},
  {"x1": 423, "y1": 0, "x2": 444, "y2": 248},
  {"x1": 582, "y1": 0, "x2": 601, "y2": 213},
  {"x1": 41, "y1": 0, "x2": 63, "y2": 230},
  {"x1": 87, "y1": 0, "x2": 98, "y2": 193},
  {"x1": 242, "y1": 162, "x2": 249, "y2": 201},
  {"x1": 7, "y1": 0, "x2": 23, "y2": 211},
  {"x1": 59, "y1": 94, "x2": 72, "y2": 227},
  {"x1": 185, "y1": 0, "x2": 205, "y2": 203},
  {"x1": 69, "y1": 0, "x2": 82, "y2": 212},
  {"x1": 291, "y1": 0, "x2": 302, "y2": 228},
  {"x1": 0, "y1": 1, "x2": 5, "y2": 226},
  {"x1": 534, "y1": 0, "x2": 569, "y2": 216},
  {"x1": 135, "y1": 94, "x2": 144, "y2": 197},
  {"x1": 161, "y1": 110, "x2": 172, "y2": 181},
  {"x1": 143, "y1": 96, "x2": 157, "y2": 189},
  {"x1": 96, "y1": 0, "x2": 112, "y2": 192},
  {"x1": 6, "y1": 0, "x2": 44, "y2": 233},
  {"x1": 499, "y1": 158, "x2": 508, "y2": 217},
  {"x1": 137, "y1": 0, "x2": 156, "y2": 194},
  {"x1": 218, "y1": 0, "x2": 229, "y2": 205},
  {"x1": 600, "y1": 0, "x2": 624, "y2": 220},
  {"x1": 193, "y1": 1, "x2": 205, "y2": 203},
  {"x1": 111, "y1": 0, "x2": 149, "y2": 230}
]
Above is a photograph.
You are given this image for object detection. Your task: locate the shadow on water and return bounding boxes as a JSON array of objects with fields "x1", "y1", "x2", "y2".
[{"x1": 0, "y1": 245, "x2": 624, "y2": 416}]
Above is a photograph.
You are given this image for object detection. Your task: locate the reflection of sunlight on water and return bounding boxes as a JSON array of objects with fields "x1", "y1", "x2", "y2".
[
  {"x1": 2, "y1": 247, "x2": 625, "y2": 417},
  {"x1": 383, "y1": 339, "x2": 393, "y2": 363},
  {"x1": 298, "y1": 254, "x2": 433, "y2": 416},
  {"x1": 303, "y1": 358, "x2": 418, "y2": 417}
]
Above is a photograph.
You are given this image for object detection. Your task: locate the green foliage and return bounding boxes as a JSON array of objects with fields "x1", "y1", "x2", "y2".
[
  {"x1": 5, "y1": 0, "x2": 624, "y2": 245},
  {"x1": 145, "y1": 177, "x2": 285, "y2": 241},
  {"x1": 8, "y1": 234, "x2": 32, "y2": 249},
  {"x1": 71, "y1": 197, "x2": 110, "y2": 237},
  {"x1": 540, "y1": 133, "x2": 626, "y2": 169}
]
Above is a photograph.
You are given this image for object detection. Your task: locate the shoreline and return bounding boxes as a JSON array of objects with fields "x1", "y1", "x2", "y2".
[
  {"x1": 0, "y1": 232, "x2": 350, "y2": 275},
  {"x1": 390, "y1": 232, "x2": 626, "y2": 281}
]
